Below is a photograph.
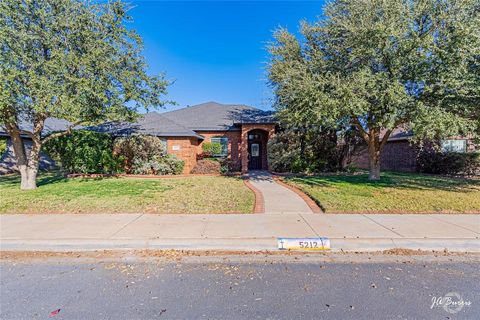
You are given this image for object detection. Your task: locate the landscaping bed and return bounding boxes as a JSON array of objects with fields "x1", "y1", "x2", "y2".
[
  {"x1": 0, "y1": 174, "x2": 254, "y2": 214},
  {"x1": 283, "y1": 172, "x2": 480, "y2": 213}
]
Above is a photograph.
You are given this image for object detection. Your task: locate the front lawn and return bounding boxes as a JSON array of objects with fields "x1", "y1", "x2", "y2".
[
  {"x1": 284, "y1": 172, "x2": 480, "y2": 213},
  {"x1": 0, "y1": 174, "x2": 254, "y2": 214}
]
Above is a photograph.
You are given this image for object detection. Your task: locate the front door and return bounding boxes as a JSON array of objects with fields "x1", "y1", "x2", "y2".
[{"x1": 248, "y1": 141, "x2": 262, "y2": 170}]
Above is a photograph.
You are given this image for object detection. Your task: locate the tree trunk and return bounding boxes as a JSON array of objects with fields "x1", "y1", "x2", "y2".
[
  {"x1": 9, "y1": 130, "x2": 40, "y2": 190},
  {"x1": 368, "y1": 142, "x2": 381, "y2": 181}
]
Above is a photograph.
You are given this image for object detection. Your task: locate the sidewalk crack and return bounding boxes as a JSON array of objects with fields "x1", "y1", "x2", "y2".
[
  {"x1": 108, "y1": 214, "x2": 145, "y2": 239},
  {"x1": 299, "y1": 214, "x2": 321, "y2": 237},
  {"x1": 361, "y1": 214, "x2": 404, "y2": 237},
  {"x1": 429, "y1": 215, "x2": 480, "y2": 235}
]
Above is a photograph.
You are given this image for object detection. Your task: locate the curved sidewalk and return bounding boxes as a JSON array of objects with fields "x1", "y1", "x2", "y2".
[{"x1": 245, "y1": 171, "x2": 314, "y2": 213}]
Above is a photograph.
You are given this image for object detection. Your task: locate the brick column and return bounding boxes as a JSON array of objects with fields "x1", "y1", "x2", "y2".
[{"x1": 241, "y1": 127, "x2": 249, "y2": 174}]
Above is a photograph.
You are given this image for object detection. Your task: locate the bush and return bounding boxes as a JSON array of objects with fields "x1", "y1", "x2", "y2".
[
  {"x1": 0, "y1": 137, "x2": 6, "y2": 157},
  {"x1": 132, "y1": 154, "x2": 184, "y2": 175},
  {"x1": 416, "y1": 141, "x2": 479, "y2": 175},
  {"x1": 268, "y1": 127, "x2": 341, "y2": 173},
  {"x1": 191, "y1": 159, "x2": 221, "y2": 174},
  {"x1": 44, "y1": 130, "x2": 121, "y2": 174},
  {"x1": 417, "y1": 149, "x2": 480, "y2": 175},
  {"x1": 201, "y1": 142, "x2": 222, "y2": 157},
  {"x1": 113, "y1": 135, "x2": 166, "y2": 173}
]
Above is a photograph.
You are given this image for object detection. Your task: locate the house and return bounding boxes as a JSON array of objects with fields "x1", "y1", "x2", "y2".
[
  {"x1": 0, "y1": 102, "x2": 276, "y2": 175},
  {"x1": 94, "y1": 102, "x2": 276, "y2": 173},
  {"x1": 0, "y1": 117, "x2": 73, "y2": 174},
  {"x1": 350, "y1": 127, "x2": 478, "y2": 172},
  {"x1": 2, "y1": 102, "x2": 475, "y2": 175}
]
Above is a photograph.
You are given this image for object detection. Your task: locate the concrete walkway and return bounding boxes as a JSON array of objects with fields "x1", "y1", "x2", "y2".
[
  {"x1": 247, "y1": 171, "x2": 313, "y2": 213},
  {"x1": 1, "y1": 213, "x2": 479, "y2": 252}
]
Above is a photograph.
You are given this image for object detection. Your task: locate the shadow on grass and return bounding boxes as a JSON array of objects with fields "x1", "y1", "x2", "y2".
[
  {"x1": 37, "y1": 175, "x2": 68, "y2": 187},
  {"x1": 0, "y1": 174, "x2": 21, "y2": 187},
  {"x1": 0, "y1": 172, "x2": 112, "y2": 188},
  {"x1": 287, "y1": 172, "x2": 480, "y2": 192}
]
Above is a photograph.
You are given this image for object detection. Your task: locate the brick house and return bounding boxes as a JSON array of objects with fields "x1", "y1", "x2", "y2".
[
  {"x1": 92, "y1": 102, "x2": 277, "y2": 174},
  {"x1": 1, "y1": 102, "x2": 276, "y2": 174},
  {"x1": 350, "y1": 128, "x2": 478, "y2": 172}
]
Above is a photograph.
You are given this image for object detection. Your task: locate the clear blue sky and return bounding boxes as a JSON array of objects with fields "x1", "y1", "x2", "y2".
[{"x1": 127, "y1": 1, "x2": 325, "y2": 111}]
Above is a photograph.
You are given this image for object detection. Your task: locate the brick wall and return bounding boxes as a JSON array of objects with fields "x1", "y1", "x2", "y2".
[
  {"x1": 195, "y1": 131, "x2": 242, "y2": 171},
  {"x1": 381, "y1": 141, "x2": 417, "y2": 172},
  {"x1": 351, "y1": 137, "x2": 478, "y2": 173},
  {"x1": 350, "y1": 140, "x2": 417, "y2": 172},
  {"x1": 165, "y1": 125, "x2": 277, "y2": 174},
  {"x1": 166, "y1": 137, "x2": 199, "y2": 174}
]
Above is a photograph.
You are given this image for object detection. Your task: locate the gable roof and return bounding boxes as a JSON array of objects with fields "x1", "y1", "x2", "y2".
[
  {"x1": 89, "y1": 112, "x2": 204, "y2": 139},
  {"x1": 162, "y1": 101, "x2": 275, "y2": 131}
]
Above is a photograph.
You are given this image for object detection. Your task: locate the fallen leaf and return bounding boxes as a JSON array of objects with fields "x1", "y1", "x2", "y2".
[{"x1": 49, "y1": 309, "x2": 61, "y2": 317}]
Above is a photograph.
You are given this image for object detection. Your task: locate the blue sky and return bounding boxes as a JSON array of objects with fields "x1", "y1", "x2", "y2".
[{"x1": 127, "y1": 1, "x2": 325, "y2": 111}]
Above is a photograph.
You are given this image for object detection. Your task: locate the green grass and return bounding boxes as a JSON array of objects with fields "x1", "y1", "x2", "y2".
[
  {"x1": 0, "y1": 174, "x2": 254, "y2": 214},
  {"x1": 285, "y1": 172, "x2": 480, "y2": 213}
]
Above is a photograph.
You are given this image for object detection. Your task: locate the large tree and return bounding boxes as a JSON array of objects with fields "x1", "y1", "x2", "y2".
[
  {"x1": 268, "y1": 0, "x2": 480, "y2": 180},
  {"x1": 0, "y1": 0, "x2": 169, "y2": 189}
]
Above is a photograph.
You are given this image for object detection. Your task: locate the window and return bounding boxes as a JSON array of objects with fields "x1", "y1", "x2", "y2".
[
  {"x1": 251, "y1": 143, "x2": 259, "y2": 157},
  {"x1": 441, "y1": 140, "x2": 467, "y2": 153},
  {"x1": 248, "y1": 134, "x2": 260, "y2": 140},
  {"x1": 210, "y1": 137, "x2": 228, "y2": 157}
]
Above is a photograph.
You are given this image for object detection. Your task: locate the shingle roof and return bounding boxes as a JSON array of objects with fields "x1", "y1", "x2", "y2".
[
  {"x1": 89, "y1": 112, "x2": 204, "y2": 139},
  {"x1": 0, "y1": 117, "x2": 75, "y2": 137},
  {"x1": 380, "y1": 127, "x2": 413, "y2": 141},
  {"x1": 161, "y1": 102, "x2": 276, "y2": 131},
  {"x1": 1, "y1": 102, "x2": 276, "y2": 139}
]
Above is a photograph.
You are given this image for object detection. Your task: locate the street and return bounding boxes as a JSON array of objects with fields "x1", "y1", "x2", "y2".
[{"x1": 1, "y1": 252, "x2": 479, "y2": 319}]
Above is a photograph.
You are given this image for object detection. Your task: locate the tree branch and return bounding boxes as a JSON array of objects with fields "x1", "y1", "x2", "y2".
[
  {"x1": 351, "y1": 116, "x2": 369, "y2": 142},
  {"x1": 379, "y1": 129, "x2": 393, "y2": 150},
  {"x1": 42, "y1": 121, "x2": 85, "y2": 144}
]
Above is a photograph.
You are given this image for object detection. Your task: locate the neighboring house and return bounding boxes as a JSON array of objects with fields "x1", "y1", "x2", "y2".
[
  {"x1": 91, "y1": 102, "x2": 276, "y2": 174},
  {"x1": 0, "y1": 118, "x2": 72, "y2": 174},
  {"x1": 350, "y1": 127, "x2": 478, "y2": 172}
]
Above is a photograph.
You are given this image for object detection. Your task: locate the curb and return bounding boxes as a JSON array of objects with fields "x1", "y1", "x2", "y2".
[{"x1": 2, "y1": 238, "x2": 479, "y2": 253}]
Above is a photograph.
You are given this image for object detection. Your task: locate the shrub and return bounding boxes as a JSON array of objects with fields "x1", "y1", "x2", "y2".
[
  {"x1": 416, "y1": 141, "x2": 479, "y2": 175},
  {"x1": 113, "y1": 135, "x2": 166, "y2": 173},
  {"x1": 0, "y1": 137, "x2": 6, "y2": 157},
  {"x1": 43, "y1": 130, "x2": 121, "y2": 174},
  {"x1": 417, "y1": 150, "x2": 480, "y2": 175},
  {"x1": 268, "y1": 127, "x2": 341, "y2": 173},
  {"x1": 201, "y1": 142, "x2": 222, "y2": 157},
  {"x1": 132, "y1": 154, "x2": 184, "y2": 175},
  {"x1": 219, "y1": 158, "x2": 232, "y2": 174},
  {"x1": 191, "y1": 159, "x2": 221, "y2": 174}
]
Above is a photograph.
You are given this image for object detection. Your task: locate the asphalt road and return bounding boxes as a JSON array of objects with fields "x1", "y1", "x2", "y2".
[{"x1": 1, "y1": 253, "x2": 479, "y2": 320}]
